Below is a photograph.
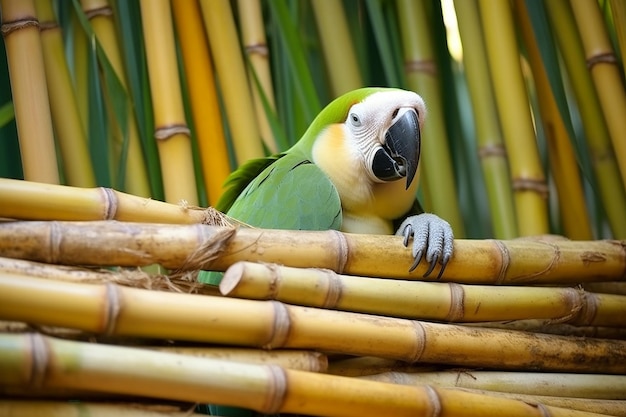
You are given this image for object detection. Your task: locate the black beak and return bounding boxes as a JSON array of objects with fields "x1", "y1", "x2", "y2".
[{"x1": 372, "y1": 108, "x2": 420, "y2": 189}]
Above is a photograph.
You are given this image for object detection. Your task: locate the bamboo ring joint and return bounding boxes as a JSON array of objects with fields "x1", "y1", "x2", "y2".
[{"x1": 1, "y1": 17, "x2": 39, "y2": 37}]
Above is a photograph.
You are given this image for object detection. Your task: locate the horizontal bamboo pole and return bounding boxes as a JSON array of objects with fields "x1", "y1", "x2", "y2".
[
  {"x1": 1, "y1": 275, "x2": 625, "y2": 373},
  {"x1": 221, "y1": 262, "x2": 626, "y2": 326},
  {"x1": 360, "y1": 371, "x2": 626, "y2": 399},
  {"x1": 0, "y1": 333, "x2": 612, "y2": 417},
  {"x1": 0, "y1": 400, "x2": 204, "y2": 416},
  {"x1": 0, "y1": 221, "x2": 623, "y2": 284},
  {"x1": 466, "y1": 319, "x2": 626, "y2": 340},
  {"x1": 0, "y1": 179, "x2": 217, "y2": 224}
]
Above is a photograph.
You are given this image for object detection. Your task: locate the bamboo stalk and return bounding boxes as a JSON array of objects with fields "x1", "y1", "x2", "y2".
[
  {"x1": 80, "y1": 0, "x2": 151, "y2": 197},
  {"x1": 171, "y1": 0, "x2": 230, "y2": 207},
  {"x1": 237, "y1": 0, "x2": 279, "y2": 153},
  {"x1": 478, "y1": 0, "x2": 549, "y2": 236},
  {"x1": 0, "y1": 400, "x2": 205, "y2": 416},
  {"x1": 35, "y1": 0, "x2": 96, "y2": 188},
  {"x1": 513, "y1": 0, "x2": 592, "y2": 240},
  {"x1": 570, "y1": 0, "x2": 626, "y2": 189},
  {"x1": 360, "y1": 370, "x2": 626, "y2": 399},
  {"x1": 0, "y1": 0, "x2": 59, "y2": 183},
  {"x1": 0, "y1": 333, "x2": 615, "y2": 417},
  {"x1": 546, "y1": 0, "x2": 626, "y2": 239},
  {"x1": 1, "y1": 276, "x2": 625, "y2": 373},
  {"x1": 139, "y1": 0, "x2": 197, "y2": 205},
  {"x1": 198, "y1": 0, "x2": 264, "y2": 166},
  {"x1": 327, "y1": 356, "x2": 437, "y2": 377},
  {"x1": 396, "y1": 0, "x2": 465, "y2": 237},
  {"x1": 0, "y1": 178, "x2": 219, "y2": 224},
  {"x1": 220, "y1": 262, "x2": 626, "y2": 326},
  {"x1": 0, "y1": 221, "x2": 623, "y2": 284},
  {"x1": 610, "y1": 0, "x2": 626, "y2": 69},
  {"x1": 453, "y1": 0, "x2": 518, "y2": 239},
  {"x1": 311, "y1": 0, "x2": 363, "y2": 96},
  {"x1": 467, "y1": 319, "x2": 626, "y2": 340}
]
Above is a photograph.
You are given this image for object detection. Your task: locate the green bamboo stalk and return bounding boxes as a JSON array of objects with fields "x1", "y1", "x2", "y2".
[
  {"x1": 396, "y1": 0, "x2": 465, "y2": 237},
  {"x1": 454, "y1": 0, "x2": 517, "y2": 239},
  {"x1": 478, "y1": 0, "x2": 549, "y2": 236}
]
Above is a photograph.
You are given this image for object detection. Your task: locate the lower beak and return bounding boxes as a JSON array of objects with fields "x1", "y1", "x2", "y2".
[{"x1": 371, "y1": 108, "x2": 420, "y2": 189}]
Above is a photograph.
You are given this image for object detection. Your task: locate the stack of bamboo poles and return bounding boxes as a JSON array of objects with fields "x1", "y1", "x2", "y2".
[{"x1": 1, "y1": 181, "x2": 626, "y2": 416}]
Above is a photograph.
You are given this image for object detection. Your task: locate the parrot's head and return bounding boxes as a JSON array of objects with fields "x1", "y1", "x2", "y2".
[{"x1": 299, "y1": 87, "x2": 426, "y2": 191}]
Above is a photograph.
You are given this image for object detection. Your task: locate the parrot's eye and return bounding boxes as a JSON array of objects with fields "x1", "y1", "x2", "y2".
[
  {"x1": 392, "y1": 108, "x2": 399, "y2": 119},
  {"x1": 350, "y1": 113, "x2": 361, "y2": 126}
]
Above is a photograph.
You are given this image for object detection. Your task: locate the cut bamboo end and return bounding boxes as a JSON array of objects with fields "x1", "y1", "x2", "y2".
[
  {"x1": 1, "y1": 274, "x2": 626, "y2": 373},
  {"x1": 220, "y1": 262, "x2": 626, "y2": 327},
  {"x1": 0, "y1": 221, "x2": 623, "y2": 284}
]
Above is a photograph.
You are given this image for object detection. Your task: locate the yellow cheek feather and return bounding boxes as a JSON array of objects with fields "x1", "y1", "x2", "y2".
[{"x1": 312, "y1": 124, "x2": 420, "y2": 235}]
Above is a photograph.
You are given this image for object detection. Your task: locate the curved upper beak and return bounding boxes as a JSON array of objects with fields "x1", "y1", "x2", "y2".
[{"x1": 371, "y1": 108, "x2": 421, "y2": 189}]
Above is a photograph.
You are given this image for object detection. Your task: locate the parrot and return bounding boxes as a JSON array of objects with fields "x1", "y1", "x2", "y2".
[
  {"x1": 197, "y1": 88, "x2": 454, "y2": 416},
  {"x1": 198, "y1": 87, "x2": 454, "y2": 284}
]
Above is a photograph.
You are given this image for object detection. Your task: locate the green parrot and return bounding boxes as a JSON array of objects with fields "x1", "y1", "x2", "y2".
[
  {"x1": 197, "y1": 88, "x2": 454, "y2": 415},
  {"x1": 199, "y1": 87, "x2": 454, "y2": 284}
]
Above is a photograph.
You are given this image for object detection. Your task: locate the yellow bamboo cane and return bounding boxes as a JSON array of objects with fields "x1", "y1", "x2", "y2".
[
  {"x1": 139, "y1": 0, "x2": 197, "y2": 205},
  {"x1": 396, "y1": 0, "x2": 465, "y2": 237},
  {"x1": 171, "y1": 0, "x2": 230, "y2": 207},
  {"x1": 610, "y1": 0, "x2": 626, "y2": 69},
  {"x1": 0, "y1": 401, "x2": 206, "y2": 416},
  {"x1": 513, "y1": 0, "x2": 592, "y2": 240},
  {"x1": 478, "y1": 0, "x2": 549, "y2": 236},
  {"x1": 198, "y1": 0, "x2": 264, "y2": 166},
  {"x1": 454, "y1": 0, "x2": 518, "y2": 239},
  {"x1": 311, "y1": 0, "x2": 363, "y2": 96},
  {"x1": 0, "y1": 0, "x2": 59, "y2": 183},
  {"x1": 71, "y1": 8, "x2": 89, "y2": 132},
  {"x1": 80, "y1": 0, "x2": 151, "y2": 197},
  {"x1": 1, "y1": 276, "x2": 626, "y2": 373},
  {"x1": 220, "y1": 262, "x2": 626, "y2": 327},
  {"x1": 0, "y1": 178, "x2": 217, "y2": 224},
  {"x1": 546, "y1": 0, "x2": 626, "y2": 238},
  {"x1": 570, "y1": 0, "x2": 626, "y2": 189},
  {"x1": 1, "y1": 334, "x2": 611, "y2": 417},
  {"x1": 0, "y1": 221, "x2": 624, "y2": 284},
  {"x1": 237, "y1": 0, "x2": 279, "y2": 153},
  {"x1": 468, "y1": 319, "x2": 626, "y2": 340},
  {"x1": 34, "y1": 0, "x2": 96, "y2": 188}
]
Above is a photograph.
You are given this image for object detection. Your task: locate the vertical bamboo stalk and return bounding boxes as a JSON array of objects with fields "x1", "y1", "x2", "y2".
[
  {"x1": 396, "y1": 0, "x2": 465, "y2": 237},
  {"x1": 35, "y1": 0, "x2": 96, "y2": 188},
  {"x1": 80, "y1": 0, "x2": 151, "y2": 197},
  {"x1": 139, "y1": 0, "x2": 197, "y2": 205},
  {"x1": 546, "y1": 0, "x2": 626, "y2": 238},
  {"x1": 454, "y1": 0, "x2": 518, "y2": 239},
  {"x1": 570, "y1": 0, "x2": 626, "y2": 190},
  {"x1": 311, "y1": 0, "x2": 363, "y2": 96},
  {"x1": 478, "y1": 0, "x2": 549, "y2": 236},
  {"x1": 513, "y1": 0, "x2": 592, "y2": 240},
  {"x1": 0, "y1": 0, "x2": 59, "y2": 183},
  {"x1": 70, "y1": 10, "x2": 89, "y2": 136},
  {"x1": 238, "y1": 0, "x2": 279, "y2": 153},
  {"x1": 199, "y1": 0, "x2": 264, "y2": 166}
]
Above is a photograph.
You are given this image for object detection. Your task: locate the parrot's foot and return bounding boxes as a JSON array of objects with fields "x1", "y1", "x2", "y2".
[{"x1": 396, "y1": 213, "x2": 454, "y2": 279}]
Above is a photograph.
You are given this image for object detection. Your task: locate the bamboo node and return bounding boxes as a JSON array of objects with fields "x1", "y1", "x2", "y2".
[
  {"x1": 263, "y1": 301, "x2": 291, "y2": 349},
  {"x1": 424, "y1": 385, "x2": 442, "y2": 417},
  {"x1": 492, "y1": 240, "x2": 510, "y2": 285},
  {"x1": 1, "y1": 17, "x2": 39, "y2": 37},
  {"x1": 512, "y1": 178, "x2": 549, "y2": 198},
  {"x1": 84, "y1": 6, "x2": 113, "y2": 20},
  {"x1": 321, "y1": 268, "x2": 343, "y2": 309},
  {"x1": 586, "y1": 52, "x2": 618, "y2": 69},
  {"x1": 29, "y1": 333, "x2": 49, "y2": 389},
  {"x1": 261, "y1": 364, "x2": 287, "y2": 414},
  {"x1": 154, "y1": 124, "x2": 191, "y2": 141},
  {"x1": 174, "y1": 225, "x2": 236, "y2": 272},
  {"x1": 446, "y1": 283, "x2": 465, "y2": 322},
  {"x1": 410, "y1": 321, "x2": 427, "y2": 362},
  {"x1": 404, "y1": 59, "x2": 437, "y2": 76},
  {"x1": 103, "y1": 282, "x2": 122, "y2": 336},
  {"x1": 98, "y1": 187, "x2": 119, "y2": 220},
  {"x1": 477, "y1": 143, "x2": 507, "y2": 158},
  {"x1": 567, "y1": 291, "x2": 598, "y2": 326},
  {"x1": 329, "y1": 230, "x2": 348, "y2": 274},
  {"x1": 245, "y1": 43, "x2": 269, "y2": 57},
  {"x1": 549, "y1": 287, "x2": 584, "y2": 324}
]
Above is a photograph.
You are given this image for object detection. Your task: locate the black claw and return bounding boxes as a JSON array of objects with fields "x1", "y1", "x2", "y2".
[
  {"x1": 423, "y1": 254, "x2": 439, "y2": 278},
  {"x1": 402, "y1": 225, "x2": 413, "y2": 247},
  {"x1": 409, "y1": 249, "x2": 424, "y2": 273},
  {"x1": 437, "y1": 254, "x2": 451, "y2": 280}
]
